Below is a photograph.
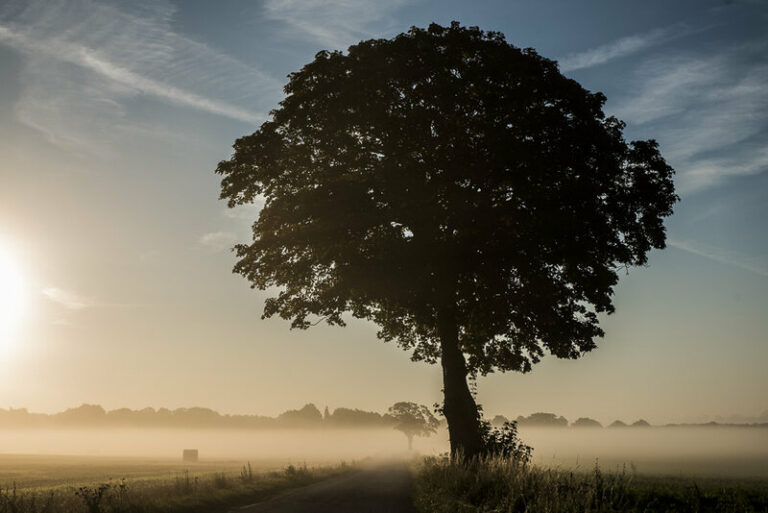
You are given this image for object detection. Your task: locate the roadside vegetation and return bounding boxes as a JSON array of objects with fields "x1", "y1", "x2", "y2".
[
  {"x1": 0, "y1": 461, "x2": 352, "y2": 513},
  {"x1": 415, "y1": 456, "x2": 768, "y2": 513}
]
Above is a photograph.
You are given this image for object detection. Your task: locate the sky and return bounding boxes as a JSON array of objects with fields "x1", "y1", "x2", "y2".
[{"x1": 0, "y1": 0, "x2": 766, "y2": 425}]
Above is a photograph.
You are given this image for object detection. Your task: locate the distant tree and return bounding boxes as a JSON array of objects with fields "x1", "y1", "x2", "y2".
[
  {"x1": 632, "y1": 419, "x2": 651, "y2": 427},
  {"x1": 277, "y1": 404, "x2": 323, "y2": 427},
  {"x1": 516, "y1": 412, "x2": 569, "y2": 428},
  {"x1": 172, "y1": 407, "x2": 223, "y2": 427},
  {"x1": 388, "y1": 402, "x2": 440, "y2": 450},
  {"x1": 216, "y1": 22, "x2": 678, "y2": 457},
  {"x1": 0, "y1": 408, "x2": 43, "y2": 428},
  {"x1": 572, "y1": 417, "x2": 603, "y2": 428},
  {"x1": 327, "y1": 407, "x2": 384, "y2": 427},
  {"x1": 608, "y1": 420, "x2": 628, "y2": 428},
  {"x1": 56, "y1": 404, "x2": 107, "y2": 425},
  {"x1": 323, "y1": 406, "x2": 331, "y2": 421},
  {"x1": 491, "y1": 415, "x2": 510, "y2": 427}
]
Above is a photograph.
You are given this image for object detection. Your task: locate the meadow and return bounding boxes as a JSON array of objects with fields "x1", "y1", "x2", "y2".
[
  {"x1": 412, "y1": 426, "x2": 768, "y2": 512},
  {"x1": 0, "y1": 454, "x2": 351, "y2": 513},
  {"x1": 1, "y1": 426, "x2": 767, "y2": 512},
  {"x1": 415, "y1": 455, "x2": 768, "y2": 513}
]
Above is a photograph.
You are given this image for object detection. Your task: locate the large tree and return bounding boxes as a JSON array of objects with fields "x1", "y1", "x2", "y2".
[{"x1": 216, "y1": 22, "x2": 678, "y2": 458}]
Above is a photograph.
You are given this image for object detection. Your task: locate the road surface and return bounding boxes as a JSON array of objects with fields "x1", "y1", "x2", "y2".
[{"x1": 232, "y1": 463, "x2": 417, "y2": 513}]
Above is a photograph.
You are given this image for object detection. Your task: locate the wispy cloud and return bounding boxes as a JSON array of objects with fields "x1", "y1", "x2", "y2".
[
  {"x1": 42, "y1": 287, "x2": 94, "y2": 310},
  {"x1": 669, "y1": 239, "x2": 768, "y2": 278},
  {"x1": 681, "y1": 145, "x2": 768, "y2": 192},
  {"x1": 0, "y1": 25, "x2": 261, "y2": 124},
  {"x1": 559, "y1": 24, "x2": 700, "y2": 72},
  {"x1": 611, "y1": 41, "x2": 768, "y2": 193},
  {"x1": 262, "y1": 0, "x2": 414, "y2": 50},
  {"x1": 0, "y1": 0, "x2": 279, "y2": 150},
  {"x1": 199, "y1": 231, "x2": 237, "y2": 251}
]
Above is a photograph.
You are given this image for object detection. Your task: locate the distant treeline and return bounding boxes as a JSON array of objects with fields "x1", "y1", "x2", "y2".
[
  {"x1": 490, "y1": 413, "x2": 649, "y2": 429},
  {"x1": 492, "y1": 412, "x2": 768, "y2": 429},
  {"x1": 1, "y1": 404, "x2": 766, "y2": 430},
  {"x1": 0, "y1": 403, "x2": 398, "y2": 429}
]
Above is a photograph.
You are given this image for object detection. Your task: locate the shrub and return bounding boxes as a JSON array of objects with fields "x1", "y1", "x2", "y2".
[{"x1": 479, "y1": 420, "x2": 532, "y2": 463}]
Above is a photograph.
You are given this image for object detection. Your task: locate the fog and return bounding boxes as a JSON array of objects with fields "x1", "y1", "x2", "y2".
[
  {"x1": 0, "y1": 428, "x2": 420, "y2": 463},
  {"x1": 1, "y1": 427, "x2": 766, "y2": 478},
  {"x1": 518, "y1": 427, "x2": 768, "y2": 478}
]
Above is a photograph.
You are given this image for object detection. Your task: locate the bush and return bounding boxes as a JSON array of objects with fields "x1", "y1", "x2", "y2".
[{"x1": 479, "y1": 420, "x2": 532, "y2": 463}]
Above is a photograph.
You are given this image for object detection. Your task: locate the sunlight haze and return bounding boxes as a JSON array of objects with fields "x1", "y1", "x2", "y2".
[{"x1": 0, "y1": 0, "x2": 766, "y2": 427}]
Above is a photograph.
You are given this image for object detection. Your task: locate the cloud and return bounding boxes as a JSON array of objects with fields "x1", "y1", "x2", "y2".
[
  {"x1": 42, "y1": 287, "x2": 94, "y2": 310},
  {"x1": 559, "y1": 27, "x2": 676, "y2": 72},
  {"x1": 262, "y1": 0, "x2": 414, "y2": 50},
  {"x1": 199, "y1": 231, "x2": 237, "y2": 251},
  {"x1": 0, "y1": 25, "x2": 261, "y2": 124},
  {"x1": 669, "y1": 239, "x2": 768, "y2": 278},
  {"x1": 681, "y1": 145, "x2": 768, "y2": 192},
  {"x1": 558, "y1": 24, "x2": 706, "y2": 72},
  {"x1": 611, "y1": 41, "x2": 768, "y2": 193},
  {"x1": 0, "y1": 0, "x2": 279, "y2": 150}
]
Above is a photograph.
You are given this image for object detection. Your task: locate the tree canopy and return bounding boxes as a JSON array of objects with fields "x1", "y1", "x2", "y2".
[
  {"x1": 216, "y1": 22, "x2": 677, "y2": 456},
  {"x1": 388, "y1": 402, "x2": 440, "y2": 449}
]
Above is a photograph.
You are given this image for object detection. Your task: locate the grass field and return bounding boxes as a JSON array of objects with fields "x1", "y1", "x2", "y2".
[
  {"x1": 0, "y1": 454, "x2": 353, "y2": 513},
  {"x1": 415, "y1": 456, "x2": 768, "y2": 513}
]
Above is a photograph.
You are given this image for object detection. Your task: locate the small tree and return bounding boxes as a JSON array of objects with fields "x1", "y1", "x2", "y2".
[{"x1": 388, "y1": 402, "x2": 440, "y2": 451}]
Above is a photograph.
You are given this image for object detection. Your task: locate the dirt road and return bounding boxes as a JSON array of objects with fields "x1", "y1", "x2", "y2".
[{"x1": 232, "y1": 463, "x2": 417, "y2": 513}]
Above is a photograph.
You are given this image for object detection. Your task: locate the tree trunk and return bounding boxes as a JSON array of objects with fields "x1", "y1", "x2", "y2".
[
  {"x1": 407, "y1": 434, "x2": 413, "y2": 451},
  {"x1": 438, "y1": 308, "x2": 484, "y2": 459}
]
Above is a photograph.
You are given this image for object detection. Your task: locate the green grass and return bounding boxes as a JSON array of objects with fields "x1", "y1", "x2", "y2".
[
  {"x1": 0, "y1": 459, "x2": 353, "y2": 513},
  {"x1": 414, "y1": 455, "x2": 768, "y2": 513}
]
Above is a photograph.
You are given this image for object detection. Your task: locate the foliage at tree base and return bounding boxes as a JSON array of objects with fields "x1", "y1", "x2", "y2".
[
  {"x1": 0, "y1": 462, "x2": 352, "y2": 513},
  {"x1": 478, "y1": 419, "x2": 532, "y2": 462},
  {"x1": 414, "y1": 456, "x2": 768, "y2": 513}
]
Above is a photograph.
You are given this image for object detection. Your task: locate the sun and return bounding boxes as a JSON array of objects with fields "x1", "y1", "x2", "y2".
[{"x1": 0, "y1": 242, "x2": 26, "y2": 347}]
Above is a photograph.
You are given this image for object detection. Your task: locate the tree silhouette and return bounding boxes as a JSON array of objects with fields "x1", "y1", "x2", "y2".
[
  {"x1": 388, "y1": 402, "x2": 440, "y2": 450},
  {"x1": 517, "y1": 412, "x2": 569, "y2": 428},
  {"x1": 572, "y1": 417, "x2": 603, "y2": 428},
  {"x1": 216, "y1": 22, "x2": 677, "y2": 458}
]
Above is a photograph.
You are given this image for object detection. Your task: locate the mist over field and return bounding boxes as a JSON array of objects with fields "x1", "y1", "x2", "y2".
[
  {"x1": 0, "y1": 428, "x2": 410, "y2": 462},
  {"x1": 519, "y1": 426, "x2": 768, "y2": 478},
  {"x1": 1, "y1": 426, "x2": 766, "y2": 478}
]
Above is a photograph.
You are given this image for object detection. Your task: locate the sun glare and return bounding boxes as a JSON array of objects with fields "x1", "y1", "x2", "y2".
[{"x1": 0, "y1": 242, "x2": 26, "y2": 348}]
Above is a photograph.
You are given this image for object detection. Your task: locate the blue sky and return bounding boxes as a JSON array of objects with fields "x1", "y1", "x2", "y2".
[{"x1": 0, "y1": 0, "x2": 765, "y2": 424}]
